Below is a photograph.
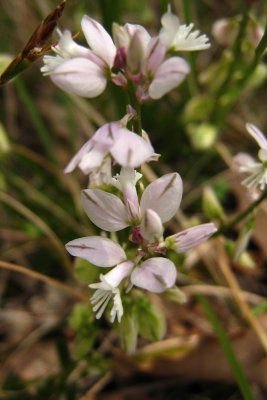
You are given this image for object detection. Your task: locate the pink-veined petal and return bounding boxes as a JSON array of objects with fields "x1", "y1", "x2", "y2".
[
  {"x1": 169, "y1": 223, "x2": 217, "y2": 253},
  {"x1": 149, "y1": 57, "x2": 190, "y2": 99},
  {"x1": 110, "y1": 129, "x2": 154, "y2": 168},
  {"x1": 64, "y1": 122, "x2": 119, "y2": 174},
  {"x1": 131, "y1": 257, "x2": 177, "y2": 293},
  {"x1": 146, "y1": 37, "x2": 166, "y2": 74},
  {"x1": 81, "y1": 16, "x2": 116, "y2": 67},
  {"x1": 66, "y1": 236, "x2": 126, "y2": 266},
  {"x1": 246, "y1": 123, "x2": 267, "y2": 150},
  {"x1": 78, "y1": 145, "x2": 107, "y2": 174},
  {"x1": 92, "y1": 121, "x2": 121, "y2": 148},
  {"x1": 82, "y1": 189, "x2": 129, "y2": 231},
  {"x1": 140, "y1": 208, "x2": 163, "y2": 242},
  {"x1": 50, "y1": 58, "x2": 107, "y2": 98},
  {"x1": 140, "y1": 172, "x2": 183, "y2": 223},
  {"x1": 64, "y1": 138, "x2": 92, "y2": 173}
]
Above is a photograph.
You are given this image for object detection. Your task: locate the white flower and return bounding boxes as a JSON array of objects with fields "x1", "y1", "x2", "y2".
[
  {"x1": 90, "y1": 261, "x2": 134, "y2": 322},
  {"x1": 159, "y1": 9, "x2": 210, "y2": 52},
  {"x1": 235, "y1": 123, "x2": 267, "y2": 191}
]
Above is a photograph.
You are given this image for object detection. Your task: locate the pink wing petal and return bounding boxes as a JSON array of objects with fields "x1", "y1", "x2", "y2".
[
  {"x1": 148, "y1": 57, "x2": 190, "y2": 99},
  {"x1": 51, "y1": 57, "x2": 107, "y2": 98},
  {"x1": 66, "y1": 236, "x2": 126, "y2": 266},
  {"x1": 82, "y1": 189, "x2": 129, "y2": 231},
  {"x1": 64, "y1": 138, "x2": 92, "y2": 173},
  {"x1": 110, "y1": 129, "x2": 154, "y2": 168},
  {"x1": 140, "y1": 172, "x2": 183, "y2": 223},
  {"x1": 131, "y1": 257, "x2": 177, "y2": 293},
  {"x1": 81, "y1": 16, "x2": 116, "y2": 67}
]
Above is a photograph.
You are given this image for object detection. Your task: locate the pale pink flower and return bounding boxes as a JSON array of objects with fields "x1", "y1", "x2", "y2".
[
  {"x1": 64, "y1": 121, "x2": 156, "y2": 176},
  {"x1": 212, "y1": 17, "x2": 263, "y2": 48},
  {"x1": 66, "y1": 236, "x2": 177, "y2": 321},
  {"x1": 82, "y1": 168, "x2": 183, "y2": 233},
  {"x1": 81, "y1": 167, "x2": 217, "y2": 244},
  {"x1": 41, "y1": 28, "x2": 111, "y2": 97}
]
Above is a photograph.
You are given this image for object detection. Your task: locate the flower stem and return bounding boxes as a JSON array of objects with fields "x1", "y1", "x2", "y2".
[
  {"x1": 127, "y1": 81, "x2": 142, "y2": 135},
  {"x1": 215, "y1": 189, "x2": 267, "y2": 236}
]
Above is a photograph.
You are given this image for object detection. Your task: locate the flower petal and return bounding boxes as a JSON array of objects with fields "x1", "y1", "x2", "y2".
[
  {"x1": 246, "y1": 123, "x2": 267, "y2": 150},
  {"x1": 64, "y1": 138, "x2": 92, "y2": 173},
  {"x1": 92, "y1": 121, "x2": 121, "y2": 147},
  {"x1": 234, "y1": 152, "x2": 256, "y2": 170},
  {"x1": 131, "y1": 257, "x2": 177, "y2": 293},
  {"x1": 146, "y1": 37, "x2": 166, "y2": 74},
  {"x1": 64, "y1": 122, "x2": 119, "y2": 174},
  {"x1": 169, "y1": 223, "x2": 217, "y2": 253},
  {"x1": 140, "y1": 208, "x2": 163, "y2": 242},
  {"x1": 66, "y1": 236, "x2": 126, "y2": 266},
  {"x1": 50, "y1": 57, "x2": 107, "y2": 97},
  {"x1": 110, "y1": 129, "x2": 155, "y2": 168},
  {"x1": 96, "y1": 260, "x2": 134, "y2": 288},
  {"x1": 160, "y1": 11, "x2": 210, "y2": 51},
  {"x1": 78, "y1": 145, "x2": 107, "y2": 174},
  {"x1": 81, "y1": 16, "x2": 116, "y2": 67},
  {"x1": 159, "y1": 11, "x2": 180, "y2": 48},
  {"x1": 82, "y1": 189, "x2": 129, "y2": 231},
  {"x1": 140, "y1": 172, "x2": 183, "y2": 223},
  {"x1": 149, "y1": 57, "x2": 190, "y2": 99}
]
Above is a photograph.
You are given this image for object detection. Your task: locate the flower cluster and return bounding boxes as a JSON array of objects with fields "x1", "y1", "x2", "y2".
[
  {"x1": 42, "y1": 9, "x2": 209, "y2": 101},
  {"x1": 66, "y1": 167, "x2": 217, "y2": 322},
  {"x1": 44, "y1": 10, "x2": 217, "y2": 324}
]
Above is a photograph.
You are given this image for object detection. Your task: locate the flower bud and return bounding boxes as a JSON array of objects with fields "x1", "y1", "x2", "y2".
[
  {"x1": 127, "y1": 30, "x2": 146, "y2": 75},
  {"x1": 187, "y1": 123, "x2": 218, "y2": 150},
  {"x1": 202, "y1": 187, "x2": 225, "y2": 222},
  {"x1": 0, "y1": 122, "x2": 10, "y2": 156},
  {"x1": 140, "y1": 208, "x2": 163, "y2": 242},
  {"x1": 161, "y1": 286, "x2": 187, "y2": 304},
  {"x1": 119, "y1": 310, "x2": 138, "y2": 353},
  {"x1": 136, "y1": 298, "x2": 166, "y2": 341}
]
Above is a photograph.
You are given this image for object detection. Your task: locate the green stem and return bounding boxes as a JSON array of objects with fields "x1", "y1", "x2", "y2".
[
  {"x1": 210, "y1": 5, "x2": 250, "y2": 125},
  {"x1": 14, "y1": 78, "x2": 55, "y2": 161},
  {"x1": 225, "y1": 15, "x2": 267, "y2": 99},
  {"x1": 215, "y1": 189, "x2": 267, "y2": 236},
  {"x1": 198, "y1": 296, "x2": 254, "y2": 400},
  {"x1": 212, "y1": 8, "x2": 267, "y2": 126},
  {"x1": 127, "y1": 81, "x2": 142, "y2": 135}
]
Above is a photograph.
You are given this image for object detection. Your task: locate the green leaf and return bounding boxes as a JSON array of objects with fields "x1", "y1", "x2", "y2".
[
  {"x1": 119, "y1": 309, "x2": 138, "y2": 354},
  {"x1": 199, "y1": 295, "x2": 254, "y2": 400},
  {"x1": 136, "y1": 298, "x2": 166, "y2": 342}
]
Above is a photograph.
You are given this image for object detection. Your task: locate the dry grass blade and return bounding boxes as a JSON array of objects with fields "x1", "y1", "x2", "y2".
[
  {"x1": 0, "y1": 191, "x2": 73, "y2": 274},
  {"x1": 216, "y1": 238, "x2": 267, "y2": 354},
  {"x1": 0, "y1": 260, "x2": 87, "y2": 301},
  {"x1": 0, "y1": 0, "x2": 66, "y2": 84}
]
